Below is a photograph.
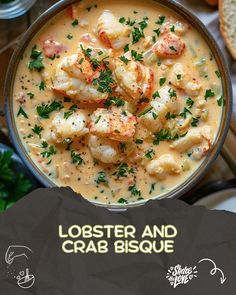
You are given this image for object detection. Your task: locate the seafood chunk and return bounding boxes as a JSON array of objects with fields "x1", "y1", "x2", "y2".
[
  {"x1": 88, "y1": 135, "x2": 120, "y2": 164},
  {"x1": 52, "y1": 59, "x2": 108, "y2": 104},
  {"x1": 50, "y1": 110, "x2": 89, "y2": 142},
  {"x1": 170, "y1": 63, "x2": 201, "y2": 97},
  {"x1": 89, "y1": 108, "x2": 137, "y2": 142},
  {"x1": 139, "y1": 86, "x2": 180, "y2": 132},
  {"x1": 152, "y1": 33, "x2": 185, "y2": 59},
  {"x1": 42, "y1": 39, "x2": 64, "y2": 58},
  {"x1": 146, "y1": 154, "x2": 181, "y2": 180},
  {"x1": 171, "y1": 126, "x2": 212, "y2": 159},
  {"x1": 160, "y1": 20, "x2": 188, "y2": 36},
  {"x1": 113, "y1": 58, "x2": 154, "y2": 102},
  {"x1": 97, "y1": 10, "x2": 131, "y2": 50}
]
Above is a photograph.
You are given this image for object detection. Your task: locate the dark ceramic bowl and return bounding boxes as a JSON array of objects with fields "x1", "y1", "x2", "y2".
[{"x1": 4, "y1": 0, "x2": 233, "y2": 209}]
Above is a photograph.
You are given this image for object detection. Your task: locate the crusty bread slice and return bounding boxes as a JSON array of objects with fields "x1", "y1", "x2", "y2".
[{"x1": 219, "y1": 0, "x2": 236, "y2": 59}]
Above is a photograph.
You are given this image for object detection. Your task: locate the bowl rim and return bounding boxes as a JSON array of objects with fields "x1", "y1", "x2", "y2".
[{"x1": 4, "y1": 0, "x2": 233, "y2": 210}]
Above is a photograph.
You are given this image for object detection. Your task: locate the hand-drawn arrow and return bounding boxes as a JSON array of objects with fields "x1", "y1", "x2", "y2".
[{"x1": 198, "y1": 258, "x2": 226, "y2": 284}]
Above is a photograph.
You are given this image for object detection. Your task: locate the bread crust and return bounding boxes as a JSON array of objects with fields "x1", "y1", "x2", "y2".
[{"x1": 219, "y1": 0, "x2": 236, "y2": 60}]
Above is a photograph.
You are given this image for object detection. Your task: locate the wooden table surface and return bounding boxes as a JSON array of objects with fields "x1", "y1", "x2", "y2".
[{"x1": 0, "y1": 0, "x2": 235, "y2": 194}]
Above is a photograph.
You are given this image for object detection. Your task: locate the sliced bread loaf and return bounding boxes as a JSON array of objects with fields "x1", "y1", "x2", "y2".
[{"x1": 219, "y1": 0, "x2": 236, "y2": 59}]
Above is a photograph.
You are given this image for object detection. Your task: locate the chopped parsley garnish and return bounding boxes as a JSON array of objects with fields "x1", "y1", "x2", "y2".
[
  {"x1": 177, "y1": 74, "x2": 182, "y2": 80},
  {"x1": 38, "y1": 81, "x2": 46, "y2": 91},
  {"x1": 91, "y1": 58, "x2": 101, "y2": 69},
  {"x1": 132, "y1": 27, "x2": 144, "y2": 44},
  {"x1": 17, "y1": 107, "x2": 28, "y2": 119},
  {"x1": 113, "y1": 162, "x2": 134, "y2": 179},
  {"x1": 153, "y1": 28, "x2": 161, "y2": 37},
  {"x1": 215, "y1": 70, "x2": 221, "y2": 78},
  {"x1": 93, "y1": 69, "x2": 115, "y2": 93},
  {"x1": 71, "y1": 19, "x2": 79, "y2": 27},
  {"x1": 132, "y1": 17, "x2": 148, "y2": 44},
  {"x1": 41, "y1": 141, "x2": 48, "y2": 148},
  {"x1": 217, "y1": 95, "x2": 225, "y2": 107},
  {"x1": 95, "y1": 171, "x2": 108, "y2": 185},
  {"x1": 149, "y1": 183, "x2": 156, "y2": 194},
  {"x1": 156, "y1": 15, "x2": 165, "y2": 25},
  {"x1": 186, "y1": 97, "x2": 194, "y2": 108},
  {"x1": 170, "y1": 25, "x2": 175, "y2": 32},
  {"x1": 159, "y1": 77, "x2": 166, "y2": 86},
  {"x1": 191, "y1": 117, "x2": 200, "y2": 127},
  {"x1": 135, "y1": 139, "x2": 143, "y2": 144},
  {"x1": 41, "y1": 145, "x2": 57, "y2": 158},
  {"x1": 67, "y1": 33, "x2": 73, "y2": 40},
  {"x1": 104, "y1": 97, "x2": 125, "y2": 108},
  {"x1": 153, "y1": 129, "x2": 180, "y2": 145},
  {"x1": 145, "y1": 149, "x2": 154, "y2": 160},
  {"x1": 80, "y1": 44, "x2": 92, "y2": 58},
  {"x1": 205, "y1": 89, "x2": 215, "y2": 100},
  {"x1": 28, "y1": 45, "x2": 44, "y2": 72},
  {"x1": 119, "y1": 55, "x2": 129, "y2": 65},
  {"x1": 126, "y1": 17, "x2": 136, "y2": 26},
  {"x1": 138, "y1": 107, "x2": 153, "y2": 117},
  {"x1": 27, "y1": 92, "x2": 34, "y2": 99},
  {"x1": 153, "y1": 91, "x2": 160, "y2": 99},
  {"x1": 119, "y1": 17, "x2": 126, "y2": 24},
  {"x1": 32, "y1": 124, "x2": 43, "y2": 137},
  {"x1": 168, "y1": 88, "x2": 177, "y2": 98},
  {"x1": 131, "y1": 50, "x2": 143, "y2": 61},
  {"x1": 36, "y1": 101, "x2": 63, "y2": 119},
  {"x1": 165, "y1": 112, "x2": 177, "y2": 120},
  {"x1": 118, "y1": 198, "x2": 128, "y2": 204},
  {"x1": 169, "y1": 46, "x2": 177, "y2": 52},
  {"x1": 124, "y1": 44, "x2": 130, "y2": 53},
  {"x1": 95, "y1": 115, "x2": 101, "y2": 124},
  {"x1": 64, "y1": 111, "x2": 73, "y2": 119},
  {"x1": 180, "y1": 107, "x2": 192, "y2": 119},
  {"x1": 152, "y1": 112, "x2": 158, "y2": 120},
  {"x1": 128, "y1": 184, "x2": 141, "y2": 196},
  {"x1": 71, "y1": 150, "x2": 85, "y2": 165}
]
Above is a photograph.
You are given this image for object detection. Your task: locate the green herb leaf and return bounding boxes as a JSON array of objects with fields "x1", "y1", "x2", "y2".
[
  {"x1": 131, "y1": 50, "x2": 143, "y2": 61},
  {"x1": 32, "y1": 124, "x2": 43, "y2": 137},
  {"x1": 138, "y1": 107, "x2": 153, "y2": 117},
  {"x1": 156, "y1": 16, "x2": 165, "y2": 25},
  {"x1": 36, "y1": 101, "x2": 63, "y2": 119},
  {"x1": 217, "y1": 95, "x2": 225, "y2": 107},
  {"x1": 205, "y1": 89, "x2": 215, "y2": 100},
  {"x1": 17, "y1": 107, "x2": 28, "y2": 119},
  {"x1": 135, "y1": 138, "x2": 143, "y2": 144},
  {"x1": 41, "y1": 145, "x2": 57, "y2": 158},
  {"x1": 120, "y1": 55, "x2": 129, "y2": 65},
  {"x1": 72, "y1": 19, "x2": 79, "y2": 27},
  {"x1": 95, "y1": 171, "x2": 108, "y2": 185},
  {"x1": 186, "y1": 97, "x2": 194, "y2": 108},
  {"x1": 159, "y1": 77, "x2": 166, "y2": 86},
  {"x1": 71, "y1": 150, "x2": 85, "y2": 165}
]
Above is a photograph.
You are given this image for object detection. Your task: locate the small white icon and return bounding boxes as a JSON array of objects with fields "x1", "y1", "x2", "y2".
[
  {"x1": 5, "y1": 245, "x2": 33, "y2": 265},
  {"x1": 198, "y1": 258, "x2": 226, "y2": 284},
  {"x1": 166, "y1": 264, "x2": 198, "y2": 288},
  {"x1": 15, "y1": 268, "x2": 35, "y2": 289}
]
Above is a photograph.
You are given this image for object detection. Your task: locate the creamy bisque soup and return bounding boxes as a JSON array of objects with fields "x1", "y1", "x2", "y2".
[{"x1": 13, "y1": 0, "x2": 224, "y2": 205}]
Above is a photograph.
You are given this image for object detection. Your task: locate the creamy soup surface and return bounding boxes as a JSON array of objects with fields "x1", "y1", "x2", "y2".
[{"x1": 13, "y1": 0, "x2": 224, "y2": 205}]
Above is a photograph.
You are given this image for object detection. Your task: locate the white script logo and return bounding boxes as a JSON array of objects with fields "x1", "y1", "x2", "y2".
[{"x1": 166, "y1": 264, "x2": 198, "y2": 288}]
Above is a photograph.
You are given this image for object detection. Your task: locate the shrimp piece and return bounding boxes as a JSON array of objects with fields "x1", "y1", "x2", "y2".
[
  {"x1": 42, "y1": 39, "x2": 65, "y2": 58},
  {"x1": 170, "y1": 63, "x2": 202, "y2": 97},
  {"x1": 88, "y1": 135, "x2": 120, "y2": 164},
  {"x1": 97, "y1": 10, "x2": 131, "y2": 50},
  {"x1": 160, "y1": 20, "x2": 188, "y2": 36},
  {"x1": 146, "y1": 154, "x2": 181, "y2": 180},
  {"x1": 170, "y1": 126, "x2": 212, "y2": 159},
  {"x1": 52, "y1": 65, "x2": 108, "y2": 104},
  {"x1": 50, "y1": 110, "x2": 89, "y2": 142},
  {"x1": 152, "y1": 33, "x2": 185, "y2": 59},
  {"x1": 61, "y1": 45, "x2": 108, "y2": 83},
  {"x1": 113, "y1": 58, "x2": 154, "y2": 102},
  {"x1": 139, "y1": 86, "x2": 180, "y2": 133},
  {"x1": 89, "y1": 108, "x2": 137, "y2": 142}
]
